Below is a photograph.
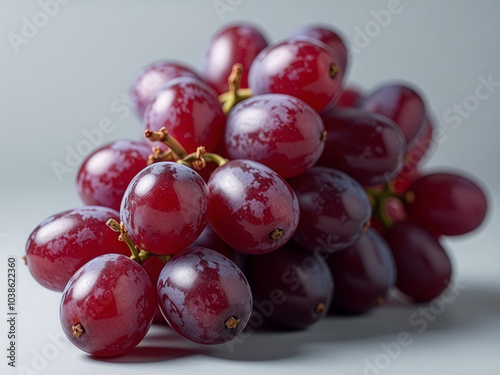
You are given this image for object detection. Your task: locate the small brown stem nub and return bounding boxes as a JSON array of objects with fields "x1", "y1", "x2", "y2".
[
  {"x1": 147, "y1": 147, "x2": 175, "y2": 165},
  {"x1": 145, "y1": 128, "x2": 187, "y2": 159},
  {"x1": 404, "y1": 191, "x2": 415, "y2": 204},
  {"x1": 362, "y1": 220, "x2": 371, "y2": 233},
  {"x1": 321, "y1": 130, "x2": 328, "y2": 143},
  {"x1": 270, "y1": 228, "x2": 283, "y2": 240},
  {"x1": 22, "y1": 256, "x2": 27, "y2": 265},
  {"x1": 180, "y1": 146, "x2": 228, "y2": 170},
  {"x1": 224, "y1": 316, "x2": 240, "y2": 329},
  {"x1": 72, "y1": 323, "x2": 85, "y2": 338},
  {"x1": 330, "y1": 63, "x2": 340, "y2": 79},
  {"x1": 314, "y1": 302, "x2": 326, "y2": 315}
]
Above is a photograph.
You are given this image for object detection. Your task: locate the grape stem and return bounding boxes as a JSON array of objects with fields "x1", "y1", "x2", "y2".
[
  {"x1": 219, "y1": 63, "x2": 252, "y2": 114},
  {"x1": 366, "y1": 184, "x2": 405, "y2": 229},
  {"x1": 145, "y1": 127, "x2": 187, "y2": 159},
  {"x1": 179, "y1": 146, "x2": 228, "y2": 170},
  {"x1": 106, "y1": 219, "x2": 172, "y2": 265},
  {"x1": 147, "y1": 146, "x2": 175, "y2": 165}
]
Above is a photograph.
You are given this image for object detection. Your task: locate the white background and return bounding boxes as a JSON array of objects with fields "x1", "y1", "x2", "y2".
[{"x1": 1, "y1": 1, "x2": 500, "y2": 374}]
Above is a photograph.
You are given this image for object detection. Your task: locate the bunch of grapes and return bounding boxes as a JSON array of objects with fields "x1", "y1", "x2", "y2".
[{"x1": 24, "y1": 23, "x2": 488, "y2": 357}]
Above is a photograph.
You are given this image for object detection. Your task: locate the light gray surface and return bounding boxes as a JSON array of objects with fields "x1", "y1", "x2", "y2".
[{"x1": 1, "y1": 1, "x2": 500, "y2": 374}]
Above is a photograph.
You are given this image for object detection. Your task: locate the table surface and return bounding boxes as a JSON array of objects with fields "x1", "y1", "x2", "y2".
[{"x1": 1, "y1": 1, "x2": 499, "y2": 374}]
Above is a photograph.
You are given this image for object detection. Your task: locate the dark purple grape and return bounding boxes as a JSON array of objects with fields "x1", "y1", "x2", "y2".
[
  {"x1": 248, "y1": 38, "x2": 344, "y2": 113},
  {"x1": 360, "y1": 83, "x2": 426, "y2": 144},
  {"x1": 384, "y1": 221, "x2": 452, "y2": 302},
  {"x1": 120, "y1": 162, "x2": 209, "y2": 255},
  {"x1": 60, "y1": 254, "x2": 156, "y2": 357},
  {"x1": 404, "y1": 172, "x2": 488, "y2": 236},
  {"x1": 317, "y1": 107, "x2": 405, "y2": 186},
  {"x1": 130, "y1": 61, "x2": 200, "y2": 119},
  {"x1": 157, "y1": 247, "x2": 252, "y2": 344},
  {"x1": 208, "y1": 159, "x2": 299, "y2": 254},
  {"x1": 246, "y1": 242, "x2": 334, "y2": 330},
  {"x1": 288, "y1": 166, "x2": 372, "y2": 253},
  {"x1": 224, "y1": 94, "x2": 325, "y2": 178},
  {"x1": 326, "y1": 228, "x2": 396, "y2": 314},
  {"x1": 76, "y1": 139, "x2": 151, "y2": 211},
  {"x1": 201, "y1": 23, "x2": 268, "y2": 94},
  {"x1": 25, "y1": 206, "x2": 129, "y2": 292}
]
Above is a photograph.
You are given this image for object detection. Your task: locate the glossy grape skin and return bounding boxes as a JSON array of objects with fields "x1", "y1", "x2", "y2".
[
  {"x1": 246, "y1": 242, "x2": 334, "y2": 330},
  {"x1": 130, "y1": 61, "x2": 200, "y2": 119},
  {"x1": 326, "y1": 228, "x2": 396, "y2": 314},
  {"x1": 143, "y1": 77, "x2": 226, "y2": 153},
  {"x1": 404, "y1": 172, "x2": 488, "y2": 236},
  {"x1": 76, "y1": 139, "x2": 151, "y2": 211},
  {"x1": 292, "y1": 25, "x2": 348, "y2": 73},
  {"x1": 288, "y1": 167, "x2": 372, "y2": 253},
  {"x1": 248, "y1": 38, "x2": 344, "y2": 113},
  {"x1": 224, "y1": 94, "x2": 325, "y2": 178},
  {"x1": 384, "y1": 222, "x2": 452, "y2": 302},
  {"x1": 361, "y1": 83, "x2": 426, "y2": 144},
  {"x1": 121, "y1": 162, "x2": 210, "y2": 255},
  {"x1": 201, "y1": 23, "x2": 267, "y2": 95},
  {"x1": 157, "y1": 247, "x2": 252, "y2": 344},
  {"x1": 25, "y1": 206, "x2": 129, "y2": 292},
  {"x1": 208, "y1": 159, "x2": 300, "y2": 254},
  {"x1": 317, "y1": 108, "x2": 405, "y2": 186},
  {"x1": 60, "y1": 254, "x2": 156, "y2": 357},
  {"x1": 191, "y1": 225, "x2": 247, "y2": 271}
]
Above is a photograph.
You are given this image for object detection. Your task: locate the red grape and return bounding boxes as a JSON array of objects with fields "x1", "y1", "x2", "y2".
[
  {"x1": 120, "y1": 162, "x2": 210, "y2": 255},
  {"x1": 208, "y1": 159, "x2": 299, "y2": 254},
  {"x1": 404, "y1": 172, "x2": 488, "y2": 236},
  {"x1": 76, "y1": 139, "x2": 151, "y2": 211},
  {"x1": 336, "y1": 86, "x2": 363, "y2": 108},
  {"x1": 25, "y1": 206, "x2": 129, "y2": 292},
  {"x1": 248, "y1": 38, "x2": 344, "y2": 113},
  {"x1": 157, "y1": 247, "x2": 252, "y2": 344},
  {"x1": 224, "y1": 93, "x2": 325, "y2": 178},
  {"x1": 60, "y1": 254, "x2": 156, "y2": 357},
  {"x1": 288, "y1": 166, "x2": 372, "y2": 253},
  {"x1": 317, "y1": 108, "x2": 405, "y2": 186},
  {"x1": 130, "y1": 61, "x2": 200, "y2": 119},
  {"x1": 292, "y1": 24, "x2": 348, "y2": 73},
  {"x1": 384, "y1": 221, "x2": 452, "y2": 302},
  {"x1": 201, "y1": 23, "x2": 267, "y2": 94},
  {"x1": 143, "y1": 77, "x2": 226, "y2": 153}
]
